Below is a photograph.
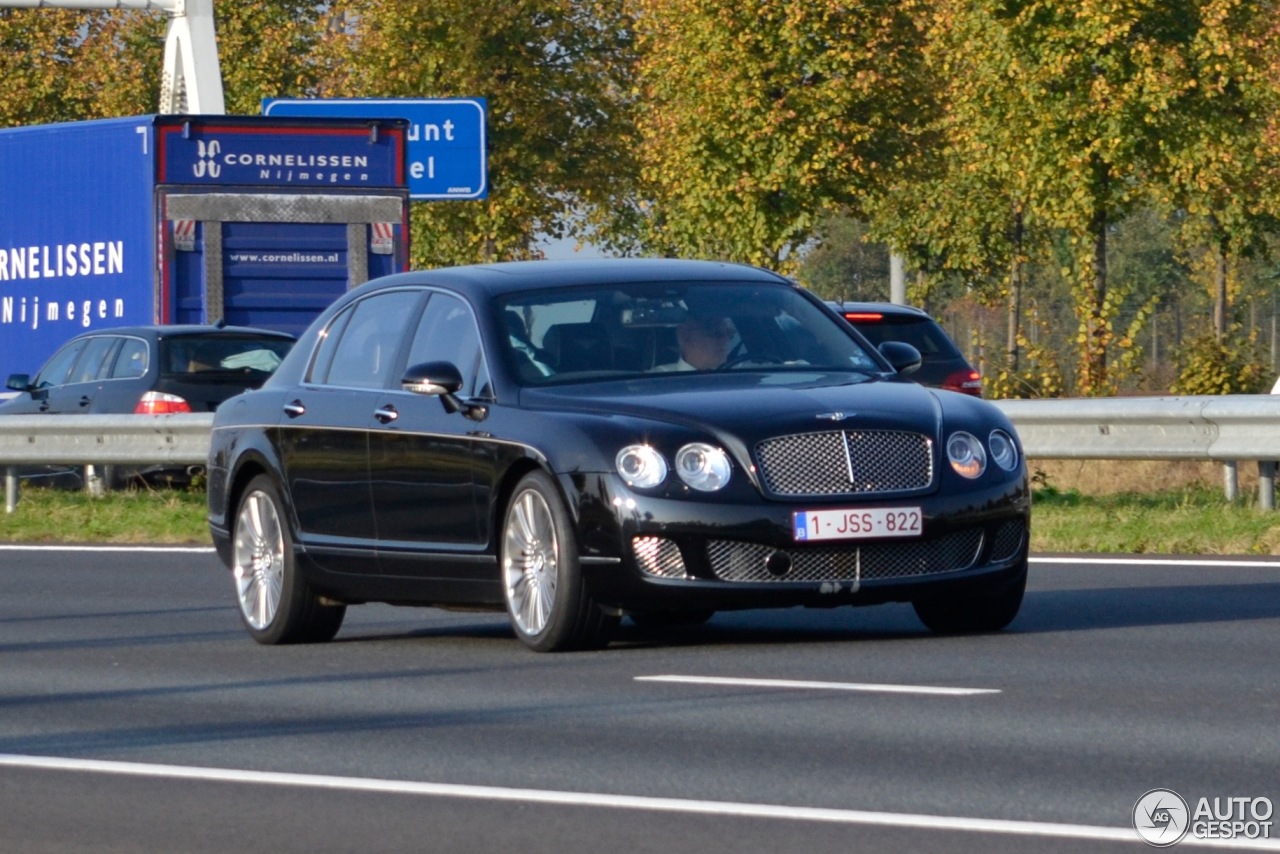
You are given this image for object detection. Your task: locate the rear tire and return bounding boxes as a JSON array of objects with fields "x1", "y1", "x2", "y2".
[
  {"x1": 231, "y1": 475, "x2": 345, "y2": 644},
  {"x1": 912, "y1": 562, "x2": 1026, "y2": 634},
  {"x1": 501, "y1": 471, "x2": 618, "y2": 652}
]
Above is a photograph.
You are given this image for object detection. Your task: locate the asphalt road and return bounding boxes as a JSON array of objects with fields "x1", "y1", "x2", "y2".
[{"x1": 1, "y1": 546, "x2": 1278, "y2": 853}]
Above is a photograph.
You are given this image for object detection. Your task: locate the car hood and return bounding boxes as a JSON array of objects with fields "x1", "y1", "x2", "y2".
[{"x1": 519, "y1": 372, "x2": 943, "y2": 440}]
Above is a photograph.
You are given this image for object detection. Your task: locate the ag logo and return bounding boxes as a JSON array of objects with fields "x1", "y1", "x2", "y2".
[
  {"x1": 1133, "y1": 788, "x2": 1190, "y2": 847},
  {"x1": 193, "y1": 139, "x2": 221, "y2": 178}
]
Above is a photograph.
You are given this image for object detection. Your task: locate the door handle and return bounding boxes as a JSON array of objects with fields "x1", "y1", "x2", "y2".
[
  {"x1": 374, "y1": 405, "x2": 398, "y2": 424},
  {"x1": 283, "y1": 400, "x2": 306, "y2": 418},
  {"x1": 79, "y1": 396, "x2": 91, "y2": 407}
]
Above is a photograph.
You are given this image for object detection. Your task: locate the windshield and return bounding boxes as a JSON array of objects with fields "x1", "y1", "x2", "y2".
[{"x1": 497, "y1": 281, "x2": 881, "y2": 386}]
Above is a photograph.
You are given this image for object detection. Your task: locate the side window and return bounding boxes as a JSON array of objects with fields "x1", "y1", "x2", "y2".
[
  {"x1": 320, "y1": 290, "x2": 422, "y2": 389},
  {"x1": 404, "y1": 293, "x2": 486, "y2": 398},
  {"x1": 69, "y1": 336, "x2": 120, "y2": 384},
  {"x1": 111, "y1": 338, "x2": 149, "y2": 379},
  {"x1": 33, "y1": 340, "x2": 88, "y2": 388}
]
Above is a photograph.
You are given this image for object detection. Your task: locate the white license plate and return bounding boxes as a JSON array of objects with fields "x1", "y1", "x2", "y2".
[{"x1": 792, "y1": 506, "x2": 922, "y2": 542}]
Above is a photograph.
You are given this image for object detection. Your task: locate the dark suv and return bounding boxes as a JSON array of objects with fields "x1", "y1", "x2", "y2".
[
  {"x1": 1, "y1": 325, "x2": 295, "y2": 416},
  {"x1": 831, "y1": 302, "x2": 982, "y2": 397}
]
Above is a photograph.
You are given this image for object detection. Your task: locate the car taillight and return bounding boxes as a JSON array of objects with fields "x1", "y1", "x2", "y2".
[
  {"x1": 943, "y1": 369, "x2": 984, "y2": 397},
  {"x1": 135, "y1": 391, "x2": 193, "y2": 414},
  {"x1": 843, "y1": 312, "x2": 884, "y2": 323}
]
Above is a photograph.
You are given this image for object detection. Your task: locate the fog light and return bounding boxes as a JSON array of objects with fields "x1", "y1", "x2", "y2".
[{"x1": 633, "y1": 536, "x2": 687, "y2": 578}]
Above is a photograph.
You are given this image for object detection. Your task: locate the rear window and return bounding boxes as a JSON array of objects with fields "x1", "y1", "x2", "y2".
[
  {"x1": 846, "y1": 316, "x2": 962, "y2": 359},
  {"x1": 161, "y1": 335, "x2": 293, "y2": 377}
]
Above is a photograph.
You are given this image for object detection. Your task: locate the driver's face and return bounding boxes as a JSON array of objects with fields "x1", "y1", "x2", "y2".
[{"x1": 677, "y1": 316, "x2": 736, "y2": 370}]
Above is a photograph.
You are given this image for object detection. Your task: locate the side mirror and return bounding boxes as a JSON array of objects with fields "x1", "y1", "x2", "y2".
[
  {"x1": 5, "y1": 373, "x2": 32, "y2": 393},
  {"x1": 878, "y1": 341, "x2": 922, "y2": 376},
  {"x1": 401, "y1": 361, "x2": 463, "y2": 396},
  {"x1": 401, "y1": 361, "x2": 487, "y2": 422}
]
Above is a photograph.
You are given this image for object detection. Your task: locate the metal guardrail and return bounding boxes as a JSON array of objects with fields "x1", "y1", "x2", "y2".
[
  {"x1": 2, "y1": 414, "x2": 214, "y2": 513},
  {"x1": 993, "y1": 395, "x2": 1280, "y2": 508},
  {"x1": 3, "y1": 396, "x2": 1280, "y2": 513}
]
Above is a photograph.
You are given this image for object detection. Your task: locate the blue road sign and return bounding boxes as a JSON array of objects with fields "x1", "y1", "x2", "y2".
[{"x1": 262, "y1": 98, "x2": 487, "y2": 200}]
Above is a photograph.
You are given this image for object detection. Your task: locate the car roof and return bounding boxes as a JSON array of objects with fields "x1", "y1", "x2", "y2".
[
  {"x1": 67, "y1": 324, "x2": 295, "y2": 341},
  {"x1": 357, "y1": 258, "x2": 794, "y2": 298},
  {"x1": 830, "y1": 301, "x2": 933, "y2": 320}
]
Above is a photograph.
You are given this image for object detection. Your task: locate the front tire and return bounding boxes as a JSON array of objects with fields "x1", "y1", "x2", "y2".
[
  {"x1": 912, "y1": 562, "x2": 1026, "y2": 634},
  {"x1": 231, "y1": 475, "x2": 345, "y2": 644},
  {"x1": 501, "y1": 471, "x2": 618, "y2": 652}
]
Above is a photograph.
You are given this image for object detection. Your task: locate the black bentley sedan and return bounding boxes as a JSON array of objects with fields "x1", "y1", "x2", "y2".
[{"x1": 207, "y1": 259, "x2": 1030, "y2": 651}]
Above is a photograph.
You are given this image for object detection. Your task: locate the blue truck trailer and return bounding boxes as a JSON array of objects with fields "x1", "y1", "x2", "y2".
[{"x1": 0, "y1": 114, "x2": 410, "y2": 379}]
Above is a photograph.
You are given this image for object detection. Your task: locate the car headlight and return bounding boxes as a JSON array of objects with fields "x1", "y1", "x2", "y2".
[
  {"x1": 947, "y1": 431, "x2": 986, "y2": 479},
  {"x1": 674, "y1": 443, "x2": 732, "y2": 491},
  {"x1": 989, "y1": 429, "x2": 1019, "y2": 472},
  {"x1": 616, "y1": 444, "x2": 668, "y2": 488}
]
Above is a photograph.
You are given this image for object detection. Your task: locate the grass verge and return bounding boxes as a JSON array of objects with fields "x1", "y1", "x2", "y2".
[
  {"x1": 3, "y1": 479, "x2": 1280, "y2": 554},
  {"x1": 1030, "y1": 486, "x2": 1280, "y2": 555},
  {"x1": 0, "y1": 485, "x2": 209, "y2": 544}
]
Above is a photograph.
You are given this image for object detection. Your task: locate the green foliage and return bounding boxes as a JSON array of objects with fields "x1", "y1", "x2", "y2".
[
  {"x1": 986, "y1": 331, "x2": 1067, "y2": 399},
  {"x1": 214, "y1": 1, "x2": 332, "y2": 114},
  {"x1": 1170, "y1": 327, "x2": 1272, "y2": 395},
  {"x1": 0, "y1": 9, "x2": 160, "y2": 124},
  {"x1": 1031, "y1": 486, "x2": 1280, "y2": 555},
  {"x1": 4, "y1": 0, "x2": 1280, "y2": 390},
  {"x1": 0, "y1": 485, "x2": 208, "y2": 544},
  {"x1": 0, "y1": 3, "x2": 334, "y2": 124},
  {"x1": 794, "y1": 216, "x2": 891, "y2": 301},
  {"x1": 630, "y1": 0, "x2": 932, "y2": 271},
  {"x1": 320, "y1": 0, "x2": 639, "y2": 266}
]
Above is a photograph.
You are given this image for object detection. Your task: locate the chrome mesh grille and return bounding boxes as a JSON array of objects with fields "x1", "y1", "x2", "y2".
[
  {"x1": 754, "y1": 430, "x2": 933, "y2": 497},
  {"x1": 633, "y1": 536, "x2": 688, "y2": 579},
  {"x1": 707, "y1": 529, "x2": 984, "y2": 583}
]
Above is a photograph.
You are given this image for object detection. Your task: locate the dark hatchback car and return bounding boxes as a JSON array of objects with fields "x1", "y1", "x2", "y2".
[
  {"x1": 1, "y1": 325, "x2": 295, "y2": 416},
  {"x1": 208, "y1": 259, "x2": 1029, "y2": 652},
  {"x1": 832, "y1": 302, "x2": 983, "y2": 397}
]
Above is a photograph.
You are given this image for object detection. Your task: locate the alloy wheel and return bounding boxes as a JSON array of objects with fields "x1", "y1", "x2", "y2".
[
  {"x1": 233, "y1": 489, "x2": 285, "y2": 630},
  {"x1": 503, "y1": 487, "x2": 559, "y2": 637}
]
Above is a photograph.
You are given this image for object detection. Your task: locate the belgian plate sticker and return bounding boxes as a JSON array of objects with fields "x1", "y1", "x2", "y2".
[{"x1": 793, "y1": 507, "x2": 922, "y2": 542}]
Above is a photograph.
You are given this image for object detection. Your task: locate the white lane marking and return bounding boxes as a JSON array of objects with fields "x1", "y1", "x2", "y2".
[
  {"x1": 0, "y1": 545, "x2": 214, "y2": 553},
  {"x1": 1031, "y1": 556, "x2": 1280, "y2": 568},
  {"x1": 0, "y1": 754, "x2": 1193, "y2": 847},
  {"x1": 636, "y1": 675, "x2": 998, "y2": 696}
]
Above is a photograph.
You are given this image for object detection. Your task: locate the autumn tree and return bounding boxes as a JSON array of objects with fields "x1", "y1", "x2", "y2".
[
  {"x1": 318, "y1": 0, "x2": 640, "y2": 266},
  {"x1": 864, "y1": 0, "x2": 1049, "y2": 384},
  {"x1": 0, "y1": 8, "x2": 159, "y2": 125},
  {"x1": 1150, "y1": 0, "x2": 1280, "y2": 343},
  {"x1": 629, "y1": 0, "x2": 931, "y2": 272},
  {"x1": 0, "y1": 2, "x2": 341, "y2": 124},
  {"x1": 901, "y1": 1, "x2": 1241, "y2": 395}
]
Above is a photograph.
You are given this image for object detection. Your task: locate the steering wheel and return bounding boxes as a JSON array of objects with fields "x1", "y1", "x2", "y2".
[{"x1": 717, "y1": 352, "x2": 763, "y2": 371}]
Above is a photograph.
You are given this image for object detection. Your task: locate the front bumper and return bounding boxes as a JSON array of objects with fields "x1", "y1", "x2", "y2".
[{"x1": 565, "y1": 472, "x2": 1030, "y2": 612}]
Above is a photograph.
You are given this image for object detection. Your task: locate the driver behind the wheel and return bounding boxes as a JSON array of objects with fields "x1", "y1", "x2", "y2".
[{"x1": 655, "y1": 314, "x2": 738, "y2": 371}]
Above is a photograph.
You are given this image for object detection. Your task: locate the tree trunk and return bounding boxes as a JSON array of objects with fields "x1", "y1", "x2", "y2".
[
  {"x1": 1006, "y1": 207, "x2": 1024, "y2": 374},
  {"x1": 1078, "y1": 209, "x2": 1109, "y2": 395},
  {"x1": 1213, "y1": 232, "x2": 1228, "y2": 340}
]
